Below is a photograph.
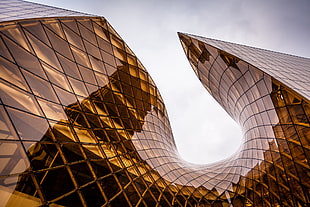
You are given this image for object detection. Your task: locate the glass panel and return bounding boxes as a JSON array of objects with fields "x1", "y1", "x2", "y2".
[
  {"x1": 26, "y1": 31, "x2": 62, "y2": 70},
  {"x1": 0, "y1": 81, "x2": 42, "y2": 116},
  {"x1": 39, "y1": 167, "x2": 75, "y2": 201},
  {"x1": 77, "y1": 19, "x2": 92, "y2": 31},
  {"x1": 42, "y1": 63, "x2": 72, "y2": 92},
  {"x1": 70, "y1": 162, "x2": 93, "y2": 186},
  {"x1": 85, "y1": 83, "x2": 98, "y2": 95},
  {"x1": 0, "y1": 56, "x2": 28, "y2": 90},
  {"x1": 37, "y1": 98, "x2": 67, "y2": 122},
  {"x1": 84, "y1": 40, "x2": 100, "y2": 59},
  {"x1": 127, "y1": 54, "x2": 137, "y2": 66},
  {"x1": 22, "y1": 70, "x2": 58, "y2": 102},
  {"x1": 113, "y1": 46, "x2": 126, "y2": 62},
  {"x1": 42, "y1": 20, "x2": 64, "y2": 39},
  {"x1": 82, "y1": 183, "x2": 105, "y2": 206},
  {"x1": 78, "y1": 21, "x2": 96, "y2": 45},
  {"x1": 0, "y1": 36, "x2": 13, "y2": 61},
  {"x1": 97, "y1": 36, "x2": 113, "y2": 54},
  {"x1": 61, "y1": 19, "x2": 79, "y2": 34},
  {"x1": 92, "y1": 19, "x2": 107, "y2": 30},
  {"x1": 45, "y1": 28, "x2": 74, "y2": 60},
  {"x1": 68, "y1": 77, "x2": 88, "y2": 97},
  {"x1": 57, "y1": 54, "x2": 81, "y2": 79},
  {"x1": 94, "y1": 72, "x2": 109, "y2": 87},
  {"x1": 0, "y1": 141, "x2": 30, "y2": 175},
  {"x1": 7, "y1": 107, "x2": 49, "y2": 141},
  {"x1": 78, "y1": 65, "x2": 96, "y2": 84},
  {"x1": 3, "y1": 35, "x2": 46, "y2": 78},
  {"x1": 1, "y1": 25, "x2": 31, "y2": 52},
  {"x1": 51, "y1": 123, "x2": 77, "y2": 142},
  {"x1": 101, "y1": 50, "x2": 116, "y2": 67},
  {"x1": 93, "y1": 22, "x2": 109, "y2": 41},
  {"x1": 110, "y1": 34, "x2": 124, "y2": 50},
  {"x1": 89, "y1": 55, "x2": 105, "y2": 73},
  {"x1": 103, "y1": 63, "x2": 116, "y2": 76},
  {"x1": 71, "y1": 46, "x2": 91, "y2": 68},
  {"x1": 54, "y1": 85, "x2": 77, "y2": 106},
  {"x1": 73, "y1": 128, "x2": 94, "y2": 143},
  {"x1": 22, "y1": 20, "x2": 51, "y2": 47},
  {"x1": 62, "y1": 24, "x2": 84, "y2": 49},
  {"x1": 0, "y1": 105, "x2": 19, "y2": 141}
]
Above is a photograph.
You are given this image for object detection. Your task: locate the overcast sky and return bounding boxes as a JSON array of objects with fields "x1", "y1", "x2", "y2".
[{"x1": 30, "y1": 0, "x2": 310, "y2": 164}]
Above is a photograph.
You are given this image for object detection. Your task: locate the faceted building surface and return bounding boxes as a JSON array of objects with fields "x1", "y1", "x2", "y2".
[
  {"x1": 0, "y1": 0, "x2": 309, "y2": 206},
  {"x1": 178, "y1": 33, "x2": 310, "y2": 206}
]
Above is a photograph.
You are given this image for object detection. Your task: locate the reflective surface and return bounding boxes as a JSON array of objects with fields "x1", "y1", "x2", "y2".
[
  {"x1": 0, "y1": 0, "x2": 91, "y2": 22},
  {"x1": 0, "y1": 14, "x2": 172, "y2": 206},
  {"x1": 0, "y1": 0, "x2": 309, "y2": 206},
  {"x1": 178, "y1": 33, "x2": 310, "y2": 206}
]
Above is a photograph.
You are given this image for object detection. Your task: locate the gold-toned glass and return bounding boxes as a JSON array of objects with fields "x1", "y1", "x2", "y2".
[{"x1": 0, "y1": 0, "x2": 309, "y2": 206}]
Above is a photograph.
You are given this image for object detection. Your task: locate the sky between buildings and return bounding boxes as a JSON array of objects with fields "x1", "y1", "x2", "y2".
[{"x1": 29, "y1": 0, "x2": 310, "y2": 164}]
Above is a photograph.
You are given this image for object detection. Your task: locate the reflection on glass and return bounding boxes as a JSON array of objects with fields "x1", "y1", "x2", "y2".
[{"x1": 0, "y1": 1, "x2": 309, "y2": 206}]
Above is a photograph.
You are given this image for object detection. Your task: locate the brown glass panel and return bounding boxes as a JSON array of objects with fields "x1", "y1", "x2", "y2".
[
  {"x1": 62, "y1": 24, "x2": 85, "y2": 50},
  {"x1": 93, "y1": 22, "x2": 109, "y2": 41},
  {"x1": 61, "y1": 19, "x2": 79, "y2": 35},
  {"x1": 7, "y1": 107, "x2": 49, "y2": 141},
  {"x1": 54, "y1": 85, "x2": 77, "y2": 106},
  {"x1": 3, "y1": 35, "x2": 46, "y2": 78},
  {"x1": 42, "y1": 63, "x2": 72, "y2": 92},
  {"x1": 101, "y1": 49, "x2": 116, "y2": 68},
  {"x1": 42, "y1": 20, "x2": 65, "y2": 39},
  {"x1": 89, "y1": 55, "x2": 105, "y2": 74},
  {"x1": 26, "y1": 31, "x2": 62, "y2": 70},
  {"x1": 81, "y1": 183, "x2": 106, "y2": 206},
  {"x1": 0, "y1": 81, "x2": 42, "y2": 116},
  {"x1": 0, "y1": 56, "x2": 28, "y2": 90},
  {"x1": 21, "y1": 20, "x2": 51, "y2": 47},
  {"x1": 84, "y1": 40, "x2": 101, "y2": 59},
  {"x1": 78, "y1": 65, "x2": 96, "y2": 84},
  {"x1": 0, "y1": 141, "x2": 30, "y2": 176},
  {"x1": 71, "y1": 46, "x2": 91, "y2": 68},
  {"x1": 0, "y1": 35, "x2": 14, "y2": 61},
  {"x1": 68, "y1": 77, "x2": 89, "y2": 97},
  {"x1": 57, "y1": 53, "x2": 81, "y2": 79},
  {"x1": 1, "y1": 25, "x2": 31, "y2": 52},
  {"x1": 45, "y1": 27, "x2": 74, "y2": 60},
  {"x1": 37, "y1": 98, "x2": 67, "y2": 121},
  {"x1": 97, "y1": 36, "x2": 113, "y2": 54},
  {"x1": 39, "y1": 167, "x2": 76, "y2": 201},
  {"x1": 22, "y1": 70, "x2": 58, "y2": 102},
  {"x1": 77, "y1": 20, "x2": 97, "y2": 45}
]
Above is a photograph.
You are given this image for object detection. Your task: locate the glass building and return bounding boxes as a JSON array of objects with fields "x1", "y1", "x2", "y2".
[{"x1": 0, "y1": 0, "x2": 309, "y2": 206}]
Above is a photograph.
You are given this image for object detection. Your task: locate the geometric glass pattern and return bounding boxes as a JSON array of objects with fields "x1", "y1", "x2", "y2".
[
  {"x1": 0, "y1": 0, "x2": 309, "y2": 206},
  {"x1": 178, "y1": 33, "x2": 310, "y2": 207}
]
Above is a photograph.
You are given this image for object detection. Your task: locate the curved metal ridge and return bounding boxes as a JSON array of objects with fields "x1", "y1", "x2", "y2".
[{"x1": 0, "y1": 1, "x2": 309, "y2": 206}]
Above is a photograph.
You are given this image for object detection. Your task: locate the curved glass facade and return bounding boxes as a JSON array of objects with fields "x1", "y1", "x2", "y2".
[
  {"x1": 0, "y1": 0, "x2": 309, "y2": 206},
  {"x1": 178, "y1": 33, "x2": 310, "y2": 206}
]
